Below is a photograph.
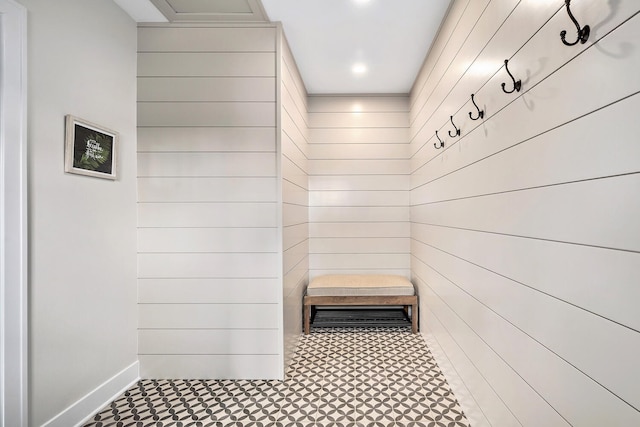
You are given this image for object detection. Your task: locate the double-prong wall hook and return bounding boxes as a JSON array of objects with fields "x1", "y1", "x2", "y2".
[
  {"x1": 501, "y1": 59, "x2": 521, "y2": 94},
  {"x1": 469, "y1": 94, "x2": 484, "y2": 120},
  {"x1": 560, "y1": 0, "x2": 590, "y2": 46},
  {"x1": 448, "y1": 116, "x2": 460, "y2": 137},
  {"x1": 434, "y1": 131, "x2": 445, "y2": 149}
]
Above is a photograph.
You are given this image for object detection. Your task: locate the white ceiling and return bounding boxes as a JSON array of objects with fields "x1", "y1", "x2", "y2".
[
  {"x1": 261, "y1": 0, "x2": 451, "y2": 94},
  {"x1": 115, "y1": 0, "x2": 452, "y2": 94}
]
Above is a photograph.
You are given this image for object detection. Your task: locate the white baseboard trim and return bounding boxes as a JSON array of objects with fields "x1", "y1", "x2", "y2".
[{"x1": 42, "y1": 361, "x2": 139, "y2": 427}]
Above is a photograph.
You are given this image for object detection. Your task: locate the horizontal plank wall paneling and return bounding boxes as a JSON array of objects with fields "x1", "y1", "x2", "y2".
[
  {"x1": 137, "y1": 24, "x2": 281, "y2": 379},
  {"x1": 410, "y1": 1, "x2": 640, "y2": 426},
  {"x1": 279, "y1": 32, "x2": 309, "y2": 370},
  {"x1": 137, "y1": 52, "x2": 276, "y2": 77},
  {"x1": 308, "y1": 96, "x2": 410, "y2": 279}
]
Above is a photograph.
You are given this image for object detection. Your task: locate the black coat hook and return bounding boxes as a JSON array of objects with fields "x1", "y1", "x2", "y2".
[
  {"x1": 434, "y1": 131, "x2": 445, "y2": 149},
  {"x1": 448, "y1": 116, "x2": 460, "y2": 137},
  {"x1": 469, "y1": 94, "x2": 484, "y2": 120},
  {"x1": 560, "y1": 0, "x2": 590, "y2": 46},
  {"x1": 501, "y1": 59, "x2": 521, "y2": 94}
]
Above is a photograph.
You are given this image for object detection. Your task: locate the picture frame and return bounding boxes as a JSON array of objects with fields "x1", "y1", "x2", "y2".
[{"x1": 64, "y1": 115, "x2": 118, "y2": 180}]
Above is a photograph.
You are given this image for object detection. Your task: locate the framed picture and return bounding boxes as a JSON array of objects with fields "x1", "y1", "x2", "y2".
[{"x1": 65, "y1": 115, "x2": 118, "y2": 180}]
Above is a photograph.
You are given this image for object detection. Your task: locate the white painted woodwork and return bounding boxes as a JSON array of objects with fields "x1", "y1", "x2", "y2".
[
  {"x1": 282, "y1": 180, "x2": 307, "y2": 206},
  {"x1": 414, "y1": 223, "x2": 640, "y2": 332},
  {"x1": 309, "y1": 222, "x2": 410, "y2": 238},
  {"x1": 413, "y1": 240, "x2": 640, "y2": 411},
  {"x1": 138, "y1": 102, "x2": 275, "y2": 127},
  {"x1": 137, "y1": 127, "x2": 276, "y2": 152},
  {"x1": 137, "y1": 228, "x2": 278, "y2": 253},
  {"x1": 312, "y1": 254, "x2": 410, "y2": 270},
  {"x1": 309, "y1": 159, "x2": 408, "y2": 176},
  {"x1": 310, "y1": 207, "x2": 409, "y2": 223},
  {"x1": 0, "y1": 1, "x2": 27, "y2": 425},
  {"x1": 138, "y1": 177, "x2": 277, "y2": 202},
  {"x1": 138, "y1": 152, "x2": 276, "y2": 177},
  {"x1": 139, "y1": 329, "x2": 281, "y2": 355},
  {"x1": 132, "y1": 4, "x2": 640, "y2": 418},
  {"x1": 282, "y1": 156, "x2": 308, "y2": 189},
  {"x1": 139, "y1": 355, "x2": 281, "y2": 380},
  {"x1": 137, "y1": 77, "x2": 276, "y2": 102},
  {"x1": 308, "y1": 96, "x2": 409, "y2": 112},
  {"x1": 138, "y1": 26, "x2": 276, "y2": 52},
  {"x1": 284, "y1": 223, "x2": 308, "y2": 251},
  {"x1": 138, "y1": 202, "x2": 278, "y2": 228},
  {"x1": 138, "y1": 253, "x2": 279, "y2": 278},
  {"x1": 308, "y1": 143, "x2": 409, "y2": 160},
  {"x1": 138, "y1": 304, "x2": 279, "y2": 329},
  {"x1": 412, "y1": 93, "x2": 640, "y2": 201},
  {"x1": 308, "y1": 96, "x2": 410, "y2": 279},
  {"x1": 412, "y1": 174, "x2": 640, "y2": 252},
  {"x1": 309, "y1": 175, "x2": 409, "y2": 191},
  {"x1": 138, "y1": 52, "x2": 276, "y2": 77},
  {"x1": 411, "y1": 1, "x2": 640, "y2": 425},
  {"x1": 148, "y1": 0, "x2": 268, "y2": 22},
  {"x1": 137, "y1": 24, "x2": 281, "y2": 379},
  {"x1": 280, "y1": 33, "x2": 309, "y2": 369},
  {"x1": 421, "y1": 312, "x2": 498, "y2": 427},
  {"x1": 283, "y1": 203, "x2": 307, "y2": 227},
  {"x1": 309, "y1": 112, "x2": 408, "y2": 128},
  {"x1": 310, "y1": 128, "x2": 409, "y2": 144},
  {"x1": 309, "y1": 190, "x2": 409, "y2": 207},
  {"x1": 312, "y1": 269, "x2": 410, "y2": 278},
  {"x1": 138, "y1": 278, "x2": 280, "y2": 304},
  {"x1": 309, "y1": 238, "x2": 409, "y2": 254}
]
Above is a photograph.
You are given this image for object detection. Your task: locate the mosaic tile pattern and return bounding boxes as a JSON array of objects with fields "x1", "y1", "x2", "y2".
[{"x1": 84, "y1": 327, "x2": 470, "y2": 426}]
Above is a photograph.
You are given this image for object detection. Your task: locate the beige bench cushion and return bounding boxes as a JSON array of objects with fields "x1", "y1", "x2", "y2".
[{"x1": 307, "y1": 274, "x2": 415, "y2": 297}]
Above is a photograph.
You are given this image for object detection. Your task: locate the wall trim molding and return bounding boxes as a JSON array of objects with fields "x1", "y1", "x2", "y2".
[
  {"x1": 0, "y1": 1, "x2": 28, "y2": 426},
  {"x1": 42, "y1": 361, "x2": 139, "y2": 427}
]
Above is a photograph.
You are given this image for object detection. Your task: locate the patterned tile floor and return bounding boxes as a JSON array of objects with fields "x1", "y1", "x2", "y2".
[{"x1": 84, "y1": 327, "x2": 470, "y2": 427}]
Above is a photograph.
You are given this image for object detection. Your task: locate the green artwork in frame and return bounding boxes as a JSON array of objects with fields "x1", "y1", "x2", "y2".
[{"x1": 64, "y1": 115, "x2": 118, "y2": 180}]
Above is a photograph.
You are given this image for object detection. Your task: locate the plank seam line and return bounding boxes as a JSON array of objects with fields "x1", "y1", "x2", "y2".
[
  {"x1": 410, "y1": 222, "x2": 640, "y2": 256},
  {"x1": 415, "y1": 269, "x2": 571, "y2": 424},
  {"x1": 409, "y1": 0, "x2": 543, "y2": 133},
  {"x1": 409, "y1": 0, "x2": 503, "y2": 129},
  {"x1": 408, "y1": 0, "x2": 472, "y2": 112},
  {"x1": 412, "y1": 258, "x2": 640, "y2": 414},
  {"x1": 282, "y1": 103, "x2": 311, "y2": 151},
  {"x1": 415, "y1": 9, "x2": 640, "y2": 163},
  {"x1": 419, "y1": 306, "x2": 497, "y2": 427},
  {"x1": 411, "y1": 171, "x2": 640, "y2": 206},
  {"x1": 411, "y1": 237, "x2": 640, "y2": 335},
  {"x1": 414, "y1": 272, "x2": 526, "y2": 427},
  {"x1": 411, "y1": 89, "x2": 640, "y2": 182}
]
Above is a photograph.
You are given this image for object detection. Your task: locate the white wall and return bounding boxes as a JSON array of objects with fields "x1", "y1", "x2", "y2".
[
  {"x1": 279, "y1": 31, "x2": 309, "y2": 367},
  {"x1": 308, "y1": 96, "x2": 410, "y2": 279},
  {"x1": 137, "y1": 24, "x2": 283, "y2": 379},
  {"x1": 18, "y1": 0, "x2": 139, "y2": 425},
  {"x1": 410, "y1": 0, "x2": 640, "y2": 425}
]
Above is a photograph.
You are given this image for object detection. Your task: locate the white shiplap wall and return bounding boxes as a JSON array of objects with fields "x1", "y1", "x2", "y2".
[
  {"x1": 410, "y1": 1, "x2": 640, "y2": 426},
  {"x1": 279, "y1": 31, "x2": 310, "y2": 366},
  {"x1": 137, "y1": 24, "x2": 282, "y2": 379},
  {"x1": 308, "y1": 96, "x2": 410, "y2": 279}
]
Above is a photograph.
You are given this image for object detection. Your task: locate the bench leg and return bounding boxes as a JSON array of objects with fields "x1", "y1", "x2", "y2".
[
  {"x1": 411, "y1": 302, "x2": 418, "y2": 334},
  {"x1": 303, "y1": 303, "x2": 311, "y2": 335}
]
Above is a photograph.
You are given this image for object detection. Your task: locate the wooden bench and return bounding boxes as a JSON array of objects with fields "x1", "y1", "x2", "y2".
[{"x1": 303, "y1": 274, "x2": 418, "y2": 334}]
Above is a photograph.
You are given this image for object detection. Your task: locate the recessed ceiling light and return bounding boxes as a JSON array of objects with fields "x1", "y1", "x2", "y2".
[{"x1": 352, "y1": 63, "x2": 367, "y2": 75}]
